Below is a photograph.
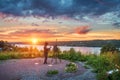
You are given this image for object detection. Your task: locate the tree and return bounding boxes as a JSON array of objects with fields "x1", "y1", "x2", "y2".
[
  {"x1": 0, "y1": 40, "x2": 14, "y2": 51},
  {"x1": 100, "y1": 43, "x2": 119, "y2": 54}
]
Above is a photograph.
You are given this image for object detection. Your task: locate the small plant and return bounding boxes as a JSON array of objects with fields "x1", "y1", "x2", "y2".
[
  {"x1": 66, "y1": 62, "x2": 76, "y2": 67},
  {"x1": 83, "y1": 65, "x2": 90, "y2": 69},
  {"x1": 65, "y1": 62, "x2": 78, "y2": 73},
  {"x1": 46, "y1": 70, "x2": 59, "y2": 76}
]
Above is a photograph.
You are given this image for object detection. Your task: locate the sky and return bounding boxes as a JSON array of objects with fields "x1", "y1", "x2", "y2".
[{"x1": 0, "y1": 0, "x2": 120, "y2": 42}]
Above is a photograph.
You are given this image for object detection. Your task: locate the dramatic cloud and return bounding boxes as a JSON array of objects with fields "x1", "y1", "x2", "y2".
[
  {"x1": 0, "y1": 0, "x2": 120, "y2": 27},
  {"x1": 0, "y1": 12, "x2": 7, "y2": 19},
  {"x1": 75, "y1": 26, "x2": 91, "y2": 34},
  {"x1": 113, "y1": 22, "x2": 120, "y2": 28},
  {"x1": 42, "y1": 19, "x2": 50, "y2": 23},
  {"x1": 0, "y1": 0, "x2": 120, "y2": 41},
  {"x1": 0, "y1": 0, "x2": 120, "y2": 18},
  {"x1": 31, "y1": 23, "x2": 40, "y2": 26}
]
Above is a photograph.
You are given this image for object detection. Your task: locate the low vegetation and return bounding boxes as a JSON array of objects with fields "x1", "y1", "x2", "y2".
[
  {"x1": 65, "y1": 62, "x2": 78, "y2": 73},
  {"x1": 46, "y1": 70, "x2": 59, "y2": 76},
  {"x1": 0, "y1": 51, "x2": 43, "y2": 60},
  {"x1": 59, "y1": 48, "x2": 86, "y2": 62},
  {"x1": 59, "y1": 44, "x2": 120, "y2": 80},
  {"x1": 100, "y1": 43, "x2": 119, "y2": 54}
]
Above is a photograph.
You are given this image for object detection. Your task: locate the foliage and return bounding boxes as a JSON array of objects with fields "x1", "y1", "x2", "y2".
[
  {"x1": 0, "y1": 52, "x2": 20, "y2": 60},
  {"x1": 0, "y1": 51, "x2": 42, "y2": 60},
  {"x1": 100, "y1": 43, "x2": 119, "y2": 54},
  {"x1": 109, "y1": 52, "x2": 120, "y2": 80},
  {"x1": 66, "y1": 62, "x2": 76, "y2": 67},
  {"x1": 59, "y1": 48, "x2": 86, "y2": 62},
  {"x1": 0, "y1": 53, "x2": 12, "y2": 60},
  {"x1": 86, "y1": 54, "x2": 113, "y2": 72},
  {"x1": 46, "y1": 70, "x2": 59, "y2": 76},
  {"x1": 59, "y1": 47, "x2": 120, "y2": 80},
  {"x1": 65, "y1": 62, "x2": 78, "y2": 73},
  {"x1": 113, "y1": 52, "x2": 120, "y2": 68},
  {"x1": 96, "y1": 70, "x2": 109, "y2": 80},
  {"x1": 0, "y1": 40, "x2": 42, "y2": 60},
  {"x1": 109, "y1": 71, "x2": 120, "y2": 80},
  {"x1": 85, "y1": 52, "x2": 120, "y2": 80},
  {"x1": 0, "y1": 40, "x2": 14, "y2": 51}
]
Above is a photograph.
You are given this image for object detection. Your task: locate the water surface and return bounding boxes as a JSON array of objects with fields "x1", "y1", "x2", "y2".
[{"x1": 16, "y1": 44, "x2": 101, "y2": 55}]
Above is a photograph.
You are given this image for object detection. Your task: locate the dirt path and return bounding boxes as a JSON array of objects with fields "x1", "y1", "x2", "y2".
[{"x1": 0, "y1": 58, "x2": 96, "y2": 80}]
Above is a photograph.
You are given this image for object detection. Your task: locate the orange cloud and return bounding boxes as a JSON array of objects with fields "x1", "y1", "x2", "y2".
[{"x1": 75, "y1": 26, "x2": 91, "y2": 34}]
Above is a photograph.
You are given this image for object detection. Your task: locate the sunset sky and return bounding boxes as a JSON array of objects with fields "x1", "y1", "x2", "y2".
[{"x1": 0, "y1": 0, "x2": 120, "y2": 42}]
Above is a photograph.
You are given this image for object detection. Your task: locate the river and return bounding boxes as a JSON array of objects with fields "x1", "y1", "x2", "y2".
[{"x1": 16, "y1": 44, "x2": 101, "y2": 55}]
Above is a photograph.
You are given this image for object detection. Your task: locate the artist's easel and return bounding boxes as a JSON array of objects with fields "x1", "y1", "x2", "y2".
[{"x1": 51, "y1": 39, "x2": 61, "y2": 64}]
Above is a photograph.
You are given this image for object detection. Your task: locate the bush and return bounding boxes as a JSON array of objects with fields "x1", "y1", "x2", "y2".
[
  {"x1": 97, "y1": 70, "x2": 108, "y2": 80},
  {"x1": 86, "y1": 54, "x2": 113, "y2": 73},
  {"x1": 101, "y1": 44, "x2": 119, "y2": 54},
  {"x1": 109, "y1": 71, "x2": 120, "y2": 80},
  {"x1": 59, "y1": 48, "x2": 120, "y2": 80},
  {"x1": 65, "y1": 62, "x2": 78, "y2": 73},
  {"x1": 0, "y1": 51, "x2": 43, "y2": 60},
  {"x1": 0, "y1": 52, "x2": 22, "y2": 60},
  {"x1": 109, "y1": 53, "x2": 120, "y2": 80},
  {"x1": 0, "y1": 40, "x2": 14, "y2": 51},
  {"x1": 46, "y1": 70, "x2": 59, "y2": 76},
  {"x1": 0, "y1": 54, "x2": 11, "y2": 60},
  {"x1": 59, "y1": 48, "x2": 85, "y2": 62}
]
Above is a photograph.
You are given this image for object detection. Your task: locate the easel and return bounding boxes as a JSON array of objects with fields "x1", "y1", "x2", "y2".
[{"x1": 51, "y1": 39, "x2": 61, "y2": 64}]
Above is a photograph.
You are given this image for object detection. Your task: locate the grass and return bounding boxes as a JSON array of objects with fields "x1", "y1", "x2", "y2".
[
  {"x1": 0, "y1": 51, "x2": 43, "y2": 60},
  {"x1": 0, "y1": 52, "x2": 21, "y2": 60}
]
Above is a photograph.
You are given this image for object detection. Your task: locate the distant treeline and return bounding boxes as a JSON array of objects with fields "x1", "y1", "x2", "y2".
[
  {"x1": 12, "y1": 40, "x2": 120, "y2": 47},
  {"x1": 55, "y1": 40, "x2": 120, "y2": 47}
]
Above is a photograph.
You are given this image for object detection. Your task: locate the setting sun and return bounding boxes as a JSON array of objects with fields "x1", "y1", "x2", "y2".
[{"x1": 31, "y1": 38, "x2": 38, "y2": 44}]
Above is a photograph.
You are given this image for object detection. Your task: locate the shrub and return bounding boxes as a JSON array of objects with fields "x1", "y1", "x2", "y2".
[
  {"x1": 46, "y1": 70, "x2": 59, "y2": 76},
  {"x1": 108, "y1": 53, "x2": 120, "y2": 80},
  {"x1": 100, "y1": 44, "x2": 119, "y2": 54},
  {"x1": 97, "y1": 70, "x2": 108, "y2": 80},
  {"x1": 109, "y1": 71, "x2": 120, "y2": 80},
  {"x1": 0, "y1": 54, "x2": 11, "y2": 60},
  {"x1": 0, "y1": 40, "x2": 14, "y2": 51},
  {"x1": 65, "y1": 62, "x2": 78, "y2": 73},
  {"x1": 59, "y1": 48, "x2": 84, "y2": 62},
  {"x1": 86, "y1": 55, "x2": 113, "y2": 73}
]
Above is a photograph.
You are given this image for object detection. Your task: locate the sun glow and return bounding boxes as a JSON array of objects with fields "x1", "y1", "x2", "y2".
[{"x1": 31, "y1": 38, "x2": 38, "y2": 44}]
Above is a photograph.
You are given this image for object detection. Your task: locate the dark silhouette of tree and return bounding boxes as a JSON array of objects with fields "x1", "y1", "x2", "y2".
[
  {"x1": 100, "y1": 43, "x2": 119, "y2": 54},
  {"x1": 0, "y1": 40, "x2": 14, "y2": 51}
]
